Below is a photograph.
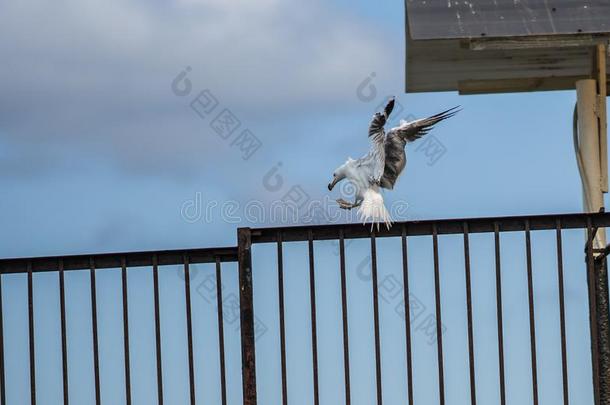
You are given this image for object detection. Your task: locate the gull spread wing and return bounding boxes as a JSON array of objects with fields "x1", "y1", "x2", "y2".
[
  {"x1": 367, "y1": 98, "x2": 395, "y2": 182},
  {"x1": 387, "y1": 106, "x2": 460, "y2": 142}
]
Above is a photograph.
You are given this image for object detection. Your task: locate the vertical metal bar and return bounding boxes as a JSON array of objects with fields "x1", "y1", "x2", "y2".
[
  {"x1": 238, "y1": 228, "x2": 257, "y2": 405},
  {"x1": 525, "y1": 221, "x2": 539, "y2": 405},
  {"x1": 0, "y1": 273, "x2": 5, "y2": 405},
  {"x1": 215, "y1": 257, "x2": 227, "y2": 405},
  {"x1": 183, "y1": 255, "x2": 196, "y2": 405},
  {"x1": 89, "y1": 258, "x2": 101, "y2": 405},
  {"x1": 59, "y1": 260, "x2": 69, "y2": 405},
  {"x1": 27, "y1": 261, "x2": 36, "y2": 405},
  {"x1": 555, "y1": 220, "x2": 569, "y2": 405},
  {"x1": 494, "y1": 223, "x2": 506, "y2": 405},
  {"x1": 152, "y1": 255, "x2": 164, "y2": 405},
  {"x1": 308, "y1": 230, "x2": 320, "y2": 405},
  {"x1": 276, "y1": 231, "x2": 288, "y2": 405},
  {"x1": 463, "y1": 223, "x2": 477, "y2": 405},
  {"x1": 121, "y1": 258, "x2": 131, "y2": 405},
  {"x1": 370, "y1": 231, "x2": 383, "y2": 405},
  {"x1": 432, "y1": 225, "x2": 445, "y2": 405},
  {"x1": 401, "y1": 226, "x2": 414, "y2": 405},
  {"x1": 587, "y1": 218, "x2": 601, "y2": 405},
  {"x1": 594, "y1": 256, "x2": 610, "y2": 405},
  {"x1": 339, "y1": 230, "x2": 351, "y2": 405}
]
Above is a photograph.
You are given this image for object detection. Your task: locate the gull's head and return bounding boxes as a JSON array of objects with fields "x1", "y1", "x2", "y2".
[{"x1": 328, "y1": 158, "x2": 354, "y2": 191}]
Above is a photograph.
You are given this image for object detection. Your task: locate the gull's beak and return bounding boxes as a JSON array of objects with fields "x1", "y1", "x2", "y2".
[{"x1": 328, "y1": 176, "x2": 338, "y2": 191}]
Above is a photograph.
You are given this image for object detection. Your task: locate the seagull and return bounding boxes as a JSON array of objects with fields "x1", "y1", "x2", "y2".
[{"x1": 327, "y1": 97, "x2": 459, "y2": 229}]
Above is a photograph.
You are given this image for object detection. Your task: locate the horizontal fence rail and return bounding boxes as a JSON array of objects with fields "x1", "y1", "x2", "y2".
[
  {"x1": 0, "y1": 212, "x2": 609, "y2": 405},
  {"x1": 0, "y1": 247, "x2": 238, "y2": 274},
  {"x1": 248, "y1": 212, "x2": 610, "y2": 242}
]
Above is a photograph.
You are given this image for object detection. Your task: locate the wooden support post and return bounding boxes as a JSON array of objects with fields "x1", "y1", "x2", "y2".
[{"x1": 596, "y1": 44, "x2": 608, "y2": 193}]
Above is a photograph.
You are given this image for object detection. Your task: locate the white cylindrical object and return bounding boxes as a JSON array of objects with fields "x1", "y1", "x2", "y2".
[{"x1": 576, "y1": 79, "x2": 606, "y2": 249}]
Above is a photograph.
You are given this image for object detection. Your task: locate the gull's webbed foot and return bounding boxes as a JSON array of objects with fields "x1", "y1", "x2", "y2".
[
  {"x1": 337, "y1": 198, "x2": 355, "y2": 210},
  {"x1": 337, "y1": 198, "x2": 363, "y2": 210}
]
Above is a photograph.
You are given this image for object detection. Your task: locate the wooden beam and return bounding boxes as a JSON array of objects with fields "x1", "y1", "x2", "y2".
[
  {"x1": 468, "y1": 34, "x2": 610, "y2": 51},
  {"x1": 406, "y1": 34, "x2": 610, "y2": 94},
  {"x1": 457, "y1": 76, "x2": 589, "y2": 95}
]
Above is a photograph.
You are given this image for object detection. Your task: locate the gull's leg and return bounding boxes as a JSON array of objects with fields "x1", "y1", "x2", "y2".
[
  {"x1": 337, "y1": 198, "x2": 355, "y2": 210},
  {"x1": 337, "y1": 198, "x2": 363, "y2": 210}
]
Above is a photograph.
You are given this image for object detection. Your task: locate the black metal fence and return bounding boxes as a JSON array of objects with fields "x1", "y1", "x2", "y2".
[
  {"x1": 0, "y1": 247, "x2": 238, "y2": 405},
  {"x1": 0, "y1": 212, "x2": 609, "y2": 405}
]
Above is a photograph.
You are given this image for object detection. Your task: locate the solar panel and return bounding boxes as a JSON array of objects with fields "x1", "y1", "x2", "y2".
[{"x1": 407, "y1": 0, "x2": 610, "y2": 39}]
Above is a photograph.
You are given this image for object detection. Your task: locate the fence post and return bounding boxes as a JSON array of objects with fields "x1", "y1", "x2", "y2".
[
  {"x1": 238, "y1": 227, "x2": 257, "y2": 405},
  {"x1": 595, "y1": 257, "x2": 610, "y2": 405}
]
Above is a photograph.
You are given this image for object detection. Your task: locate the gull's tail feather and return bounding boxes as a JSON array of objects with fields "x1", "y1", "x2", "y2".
[{"x1": 357, "y1": 188, "x2": 393, "y2": 230}]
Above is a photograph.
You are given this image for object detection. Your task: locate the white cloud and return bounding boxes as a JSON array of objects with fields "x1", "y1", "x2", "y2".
[{"x1": 0, "y1": 0, "x2": 401, "y2": 177}]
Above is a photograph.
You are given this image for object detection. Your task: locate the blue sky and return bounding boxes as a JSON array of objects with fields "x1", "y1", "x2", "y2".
[
  {"x1": 0, "y1": 0, "x2": 596, "y2": 258},
  {"x1": 0, "y1": 0, "x2": 604, "y2": 404}
]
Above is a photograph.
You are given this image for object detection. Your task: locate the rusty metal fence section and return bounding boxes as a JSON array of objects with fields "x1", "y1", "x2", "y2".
[
  {"x1": 0, "y1": 212, "x2": 609, "y2": 405},
  {"x1": 239, "y1": 212, "x2": 610, "y2": 405},
  {"x1": 0, "y1": 247, "x2": 238, "y2": 405}
]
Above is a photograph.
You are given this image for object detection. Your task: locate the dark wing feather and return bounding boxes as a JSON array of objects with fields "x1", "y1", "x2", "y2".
[
  {"x1": 367, "y1": 98, "x2": 396, "y2": 181},
  {"x1": 387, "y1": 106, "x2": 460, "y2": 142}
]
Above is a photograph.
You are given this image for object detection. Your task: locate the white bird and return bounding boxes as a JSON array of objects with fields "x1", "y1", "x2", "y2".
[{"x1": 327, "y1": 98, "x2": 459, "y2": 229}]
